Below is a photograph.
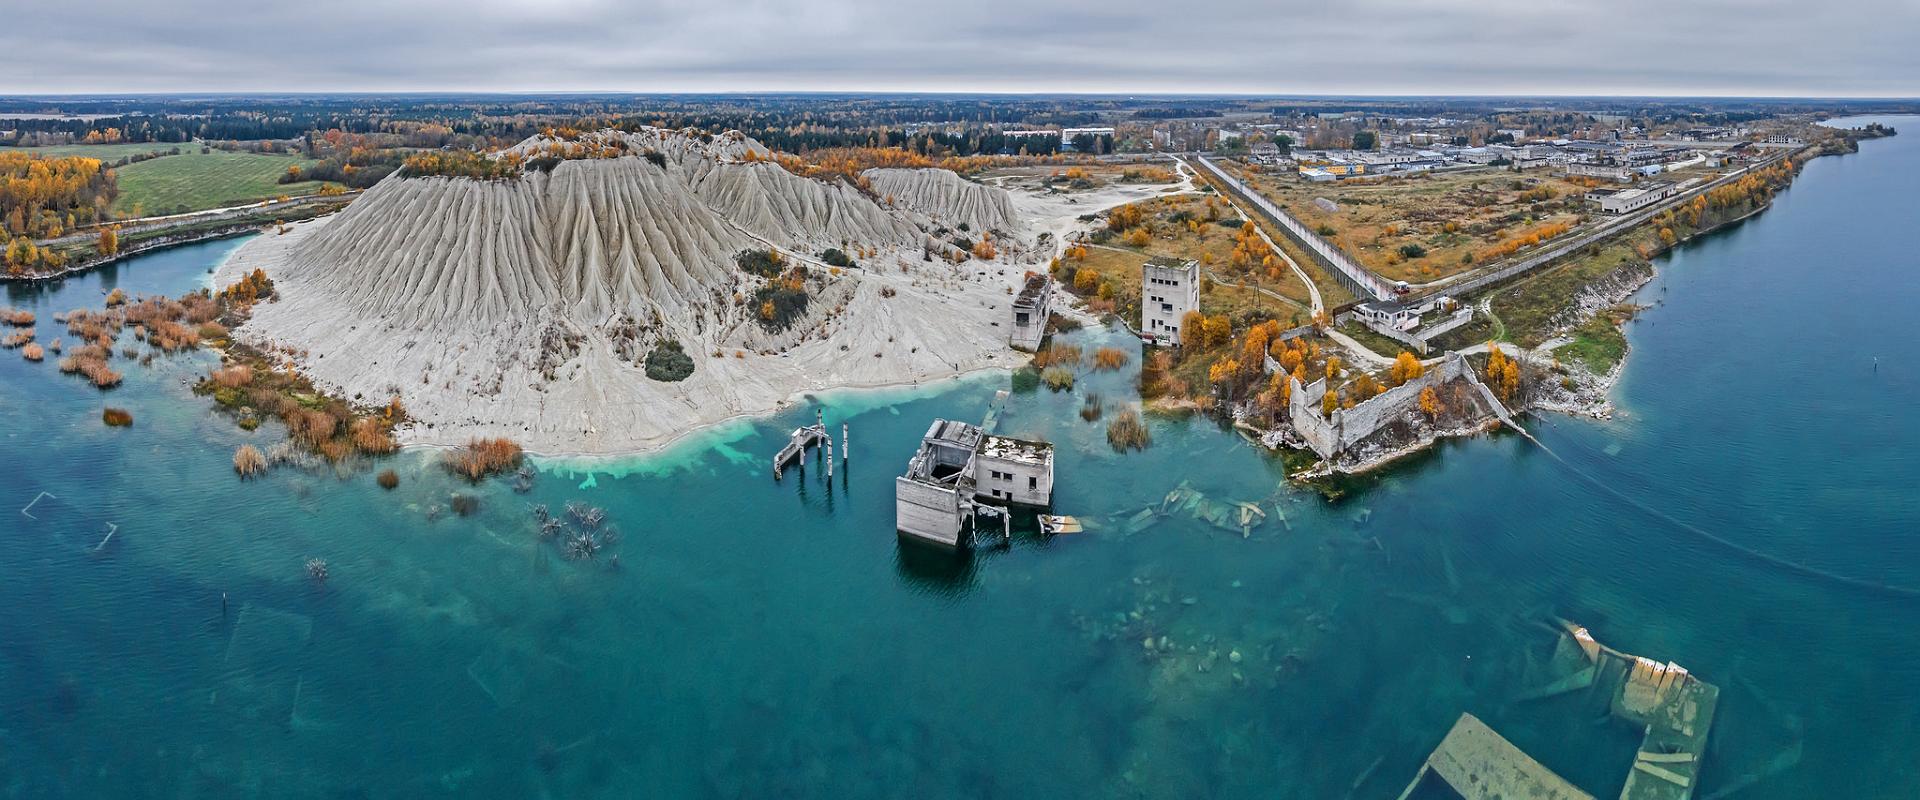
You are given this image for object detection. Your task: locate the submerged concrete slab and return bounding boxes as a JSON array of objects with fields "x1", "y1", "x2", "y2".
[{"x1": 1396, "y1": 713, "x2": 1594, "y2": 800}]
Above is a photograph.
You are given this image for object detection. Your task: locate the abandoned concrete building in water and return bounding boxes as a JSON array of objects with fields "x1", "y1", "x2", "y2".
[
  {"x1": 894, "y1": 419, "x2": 1054, "y2": 547},
  {"x1": 1009, "y1": 273, "x2": 1052, "y2": 351}
]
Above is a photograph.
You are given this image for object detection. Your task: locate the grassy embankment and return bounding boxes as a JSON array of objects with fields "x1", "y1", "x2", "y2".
[{"x1": 1460, "y1": 158, "x2": 1804, "y2": 373}]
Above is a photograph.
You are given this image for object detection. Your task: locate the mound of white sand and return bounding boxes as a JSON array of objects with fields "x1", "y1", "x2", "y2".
[
  {"x1": 218, "y1": 127, "x2": 1034, "y2": 455},
  {"x1": 864, "y1": 168, "x2": 1021, "y2": 233}
]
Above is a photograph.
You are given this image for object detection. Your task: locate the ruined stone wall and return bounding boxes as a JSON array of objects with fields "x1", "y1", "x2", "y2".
[{"x1": 1286, "y1": 354, "x2": 1480, "y2": 459}]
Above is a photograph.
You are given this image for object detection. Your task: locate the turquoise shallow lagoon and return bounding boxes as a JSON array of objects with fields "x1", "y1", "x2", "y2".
[{"x1": 2, "y1": 117, "x2": 1917, "y2": 797}]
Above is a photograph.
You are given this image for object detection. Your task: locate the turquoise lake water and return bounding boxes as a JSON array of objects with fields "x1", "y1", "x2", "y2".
[{"x1": 1, "y1": 117, "x2": 1916, "y2": 797}]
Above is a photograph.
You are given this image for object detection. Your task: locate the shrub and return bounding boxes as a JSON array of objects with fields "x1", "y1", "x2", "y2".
[
  {"x1": 1106, "y1": 408, "x2": 1151, "y2": 452},
  {"x1": 446, "y1": 437, "x2": 523, "y2": 482},
  {"x1": 1398, "y1": 243, "x2": 1429, "y2": 259},
  {"x1": 1041, "y1": 366, "x2": 1075, "y2": 391},
  {"x1": 644, "y1": 339, "x2": 695, "y2": 382},
  {"x1": 819, "y1": 248, "x2": 856, "y2": 268},
  {"x1": 735, "y1": 249, "x2": 785, "y2": 279},
  {"x1": 233, "y1": 445, "x2": 267, "y2": 478},
  {"x1": 376, "y1": 469, "x2": 399, "y2": 490},
  {"x1": 101, "y1": 407, "x2": 133, "y2": 427}
]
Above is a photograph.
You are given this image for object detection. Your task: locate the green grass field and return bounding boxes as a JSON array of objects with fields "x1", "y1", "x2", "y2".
[
  {"x1": 109, "y1": 150, "x2": 322, "y2": 216},
  {"x1": 1, "y1": 143, "x2": 323, "y2": 216}
]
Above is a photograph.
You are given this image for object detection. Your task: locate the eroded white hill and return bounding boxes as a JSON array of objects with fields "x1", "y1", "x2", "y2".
[{"x1": 218, "y1": 127, "x2": 1034, "y2": 454}]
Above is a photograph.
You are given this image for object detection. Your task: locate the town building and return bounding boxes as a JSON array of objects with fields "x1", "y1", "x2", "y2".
[
  {"x1": 1008, "y1": 274, "x2": 1052, "y2": 351},
  {"x1": 1565, "y1": 162, "x2": 1634, "y2": 182},
  {"x1": 1589, "y1": 181, "x2": 1680, "y2": 214},
  {"x1": 1353, "y1": 299, "x2": 1420, "y2": 331},
  {"x1": 894, "y1": 419, "x2": 1054, "y2": 547},
  {"x1": 1140, "y1": 257, "x2": 1201, "y2": 346}
]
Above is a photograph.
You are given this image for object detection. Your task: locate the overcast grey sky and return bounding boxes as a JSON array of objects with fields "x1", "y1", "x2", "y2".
[{"x1": 5, "y1": 0, "x2": 1916, "y2": 96}]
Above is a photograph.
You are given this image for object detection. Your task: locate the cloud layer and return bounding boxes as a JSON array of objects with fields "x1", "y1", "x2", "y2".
[{"x1": 6, "y1": 0, "x2": 1916, "y2": 96}]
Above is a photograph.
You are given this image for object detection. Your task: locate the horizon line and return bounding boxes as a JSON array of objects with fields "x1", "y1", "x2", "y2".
[{"x1": 2, "y1": 89, "x2": 1918, "y2": 102}]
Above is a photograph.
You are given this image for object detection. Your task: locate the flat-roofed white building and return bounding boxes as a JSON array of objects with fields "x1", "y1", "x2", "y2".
[
  {"x1": 1140, "y1": 257, "x2": 1201, "y2": 346},
  {"x1": 1590, "y1": 181, "x2": 1680, "y2": 214}
]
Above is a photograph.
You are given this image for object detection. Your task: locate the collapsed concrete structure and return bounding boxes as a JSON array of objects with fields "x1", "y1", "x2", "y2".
[
  {"x1": 1285, "y1": 352, "x2": 1511, "y2": 463},
  {"x1": 894, "y1": 419, "x2": 1054, "y2": 548},
  {"x1": 1398, "y1": 621, "x2": 1721, "y2": 800}
]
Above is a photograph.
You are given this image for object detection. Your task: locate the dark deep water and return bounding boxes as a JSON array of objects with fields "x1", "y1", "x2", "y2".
[{"x1": 1, "y1": 117, "x2": 1916, "y2": 798}]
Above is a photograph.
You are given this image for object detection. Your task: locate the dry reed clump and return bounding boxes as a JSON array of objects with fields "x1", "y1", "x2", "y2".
[
  {"x1": 1091, "y1": 347, "x2": 1131, "y2": 371},
  {"x1": 48, "y1": 337, "x2": 61, "y2": 354},
  {"x1": 21, "y1": 343, "x2": 44, "y2": 361},
  {"x1": 198, "y1": 321, "x2": 229, "y2": 340},
  {"x1": 59, "y1": 350, "x2": 123, "y2": 388},
  {"x1": 233, "y1": 444, "x2": 267, "y2": 477},
  {"x1": 210, "y1": 364, "x2": 254, "y2": 389},
  {"x1": 317, "y1": 439, "x2": 352, "y2": 463},
  {"x1": 1106, "y1": 408, "x2": 1151, "y2": 452},
  {"x1": 286, "y1": 409, "x2": 339, "y2": 448},
  {"x1": 376, "y1": 469, "x2": 399, "y2": 490},
  {"x1": 350, "y1": 417, "x2": 398, "y2": 454},
  {"x1": 1030, "y1": 343, "x2": 1083, "y2": 370},
  {"x1": 104, "y1": 288, "x2": 127, "y2": 307},
  {"x1": 1041, "y1": 366, "x2": 1076, "y2": 391},
  {"x1": 1079, "y1": 393, "x2": 1104, "y2": 421},
  {"x1": 146, "y1": 320, "x2": 200, "y2": 352},
  {"x1": 0, "y1": 308, "x2": 34, "y2": 326},
  {"x1": 1, "y1": 328, "x2": 33, "y2": 348},
  {"x1": 101, "y1": 407, "x2": 133, "y2": 427},
  {"x1": 446, "y1": 437, "x2": 523, "y2": 482}
]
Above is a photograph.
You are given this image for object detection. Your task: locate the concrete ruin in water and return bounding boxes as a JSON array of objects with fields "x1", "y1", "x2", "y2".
[
  {"x1": 1397, "y1": 620, "x2": 1720, "y2": 800},
  {"x1": 1008, "y1": 274, "x2": 1052, "y2": 352},
  {"x1": 894, "y1": 418, "x2": 1054, "y2": 548}
]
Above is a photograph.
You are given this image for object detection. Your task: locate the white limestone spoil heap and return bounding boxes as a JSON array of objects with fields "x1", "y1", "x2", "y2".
[
  {"x1": 863, "y1": 167, "x2": 1021, "y2": 233},
  {"x1": 217, "y1": 127, "x2": 1032, "y2": 455}
]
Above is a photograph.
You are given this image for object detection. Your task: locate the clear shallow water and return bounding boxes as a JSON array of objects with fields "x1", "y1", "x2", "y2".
[{"x1": 2, "y1": 119, "x2": 1917, "y2": 797}]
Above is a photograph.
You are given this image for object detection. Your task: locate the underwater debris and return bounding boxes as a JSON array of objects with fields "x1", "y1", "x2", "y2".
[
  {"x1": 376, "y1": 469, "x2": 399, "y2": 490},
  {"x1": 563, "y1": 529, "x2": 601, "y2": 560},
  {"x1": 566, "y1": 501, "x2": 606, "y2": 529},
  {"x1": 510, "y1": 466, "x2": 536, "y2": 493},
  {"x1": 450, "y1": 494, "x2": 479, "y2": 517},
  {"x1": 305, "y1": 558, "x2": 329, "y2": 581}
]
